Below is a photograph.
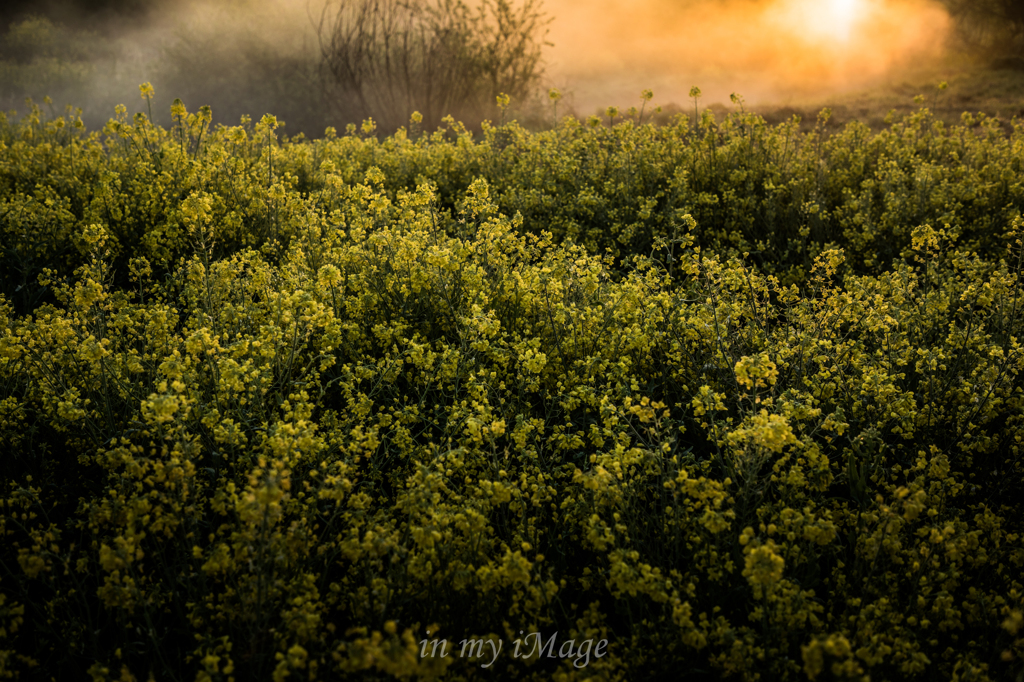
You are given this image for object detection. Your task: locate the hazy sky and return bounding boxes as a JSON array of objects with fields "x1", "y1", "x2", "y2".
[
  {"x1": 2, "y1": 0, "x2": 955, "y2": 128},
  {"x1": 542, "y1": 0, "x2": 952, "y2": 112}
]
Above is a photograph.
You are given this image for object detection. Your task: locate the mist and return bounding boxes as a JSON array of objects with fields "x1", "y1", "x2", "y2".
[
  {"x1": 1, "y1": 0, "x2": 326, "y2": 134},
  {"x1": 543, "y1": 0, "x2": 953, "y2": 115},
  {"x1": 1, "y1": 0, "x2": 955, "y2": 134}
]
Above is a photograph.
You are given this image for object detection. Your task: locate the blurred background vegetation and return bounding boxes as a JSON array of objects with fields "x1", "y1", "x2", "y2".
[
  {"x1": 0, "y1": 0, "x2": 550, "y2": 136},
  {"x1": 941, "y1": 0, "x2": 1024, "y2": 63},
  {"x1": 1, "y1": 0, "x2": 332, "y2": 136},
  {"x1": 0, "y1": 0, "x2": 1022, "y2": 137}
]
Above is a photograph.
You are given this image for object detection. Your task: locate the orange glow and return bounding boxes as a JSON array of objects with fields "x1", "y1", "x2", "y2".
[
  {"x1": 809, "y1": 0, "x2": 861, "y2": 42},
  {"x1": 765, "y1": 0, "x2": 863, "y2": 53},
  {"x1": 543, "y1": 0, "x2": 953, "y2": 112}
]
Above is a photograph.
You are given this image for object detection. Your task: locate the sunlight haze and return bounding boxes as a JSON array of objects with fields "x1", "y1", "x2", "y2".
[{"x1": 543, "y1": 0, "x2": 952, "y2": 114}]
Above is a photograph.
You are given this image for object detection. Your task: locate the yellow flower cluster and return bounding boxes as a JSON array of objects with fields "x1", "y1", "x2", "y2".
[{"x1": 0, "y1": 92, "x2": 1022, "y2": 680}]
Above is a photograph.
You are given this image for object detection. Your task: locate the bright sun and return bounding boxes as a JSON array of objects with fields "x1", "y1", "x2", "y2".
[
  {"x1": 781, "y1": 0, "x2": 864, "y2": 45},
  {"x1": 818, "y1": 0, "x2": 861, "y2": 41}
]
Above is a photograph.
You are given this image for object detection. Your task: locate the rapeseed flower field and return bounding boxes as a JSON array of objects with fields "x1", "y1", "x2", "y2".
[{"x1": 0, "y1": 88, "x2": 1022, "y2": 680}]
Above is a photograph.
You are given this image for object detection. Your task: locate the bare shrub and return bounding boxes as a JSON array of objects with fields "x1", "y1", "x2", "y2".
[{"x1": 316, "y1": 0, "x2": 549, "y2": 131}]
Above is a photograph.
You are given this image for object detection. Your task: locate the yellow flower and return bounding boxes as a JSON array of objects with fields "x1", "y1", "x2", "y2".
[
  {"x1": 743, "y1": 544, "x2": 784, "y2": 587},
  {"x1": 727, "y1": 410, "x2": 796, "y2": 453},
  {"x1": 733, "y1": 353, "x2": 778, "y2": 390},
  {"x1": 318, "y1": 264, "x2": 342, "y2": 288},
  {"x1": 1004, "y1": 610, "x2": 1023, "y2": 635}
]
